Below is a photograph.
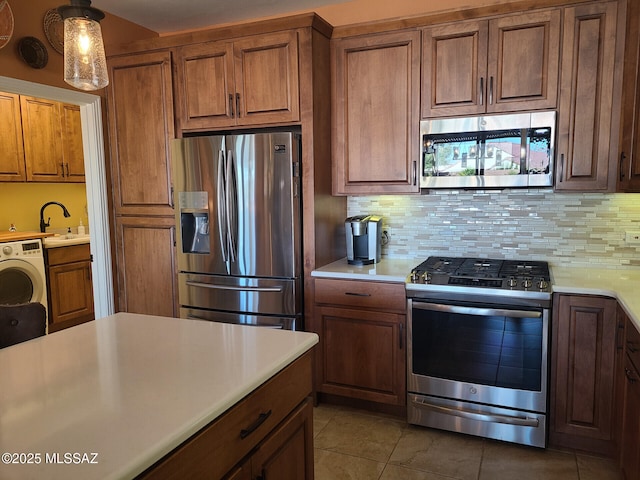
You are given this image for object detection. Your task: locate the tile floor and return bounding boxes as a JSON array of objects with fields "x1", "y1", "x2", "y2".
[{"x1": 313, "y1": 403, "x2": 623, "y2": 480}]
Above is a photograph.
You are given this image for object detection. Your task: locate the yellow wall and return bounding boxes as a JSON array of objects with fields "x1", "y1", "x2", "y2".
[{"x1": 0, "y1": 183, "x2": 88, "y2": 234}]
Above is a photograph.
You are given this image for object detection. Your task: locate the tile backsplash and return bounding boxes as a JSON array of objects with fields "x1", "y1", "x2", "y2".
[{"x1": 348, "y1": 190, "x2": 640, "y2": 269}]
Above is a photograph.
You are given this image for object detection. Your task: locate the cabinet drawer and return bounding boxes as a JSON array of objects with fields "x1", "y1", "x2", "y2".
[
  {"x1": 138, "y1": 352, "x2": 312, "y2": 480},
  {"x1": 315, "y1": 278, "x2": 405, "y2": 313},
  {"x1": 46, "y1": 244, "x2": 91, "y2": 266},
  {"x1": 627, "y1": 319, "x2": 640, "y2": 373}
]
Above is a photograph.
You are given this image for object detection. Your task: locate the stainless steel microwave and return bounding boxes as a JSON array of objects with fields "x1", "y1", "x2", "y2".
[{"x1": 420, "y1": 111, "x2": 556, "y2": 189}]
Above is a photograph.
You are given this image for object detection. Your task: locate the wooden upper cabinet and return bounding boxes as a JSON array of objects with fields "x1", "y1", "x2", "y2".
[
  {"x1": 107, "y1": 50, "x2": 175, "y2": 215},
  {"x1": 332, "y1": 30, "x2": 421, "y2": 195},
  {"x1": 618, "y1": 0, "x2": 640, "y2": 192},
  {"x1": 422, "y1": 10, "x2": 560, "y2": 118},
  {"x1": 0, "y1": 91, "x2": 26, "y2": 181},
  {"x1": 60, "y1": 103, "x2": 85, "y2": 182},
  {"x1": 20, "y1": 95, "x2": 65, "y2": 182},
  {"x1": 175, "y1": 30, "x2": 300, "y2": 131},
  {"x1": 555, "y1": 1, "x2": 622, "y2": 191}
]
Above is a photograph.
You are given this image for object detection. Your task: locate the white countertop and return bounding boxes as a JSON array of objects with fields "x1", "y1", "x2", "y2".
[
  {"x1": 0, "y1": 313, "x2": 318, "y2": 480},
  {"x1": 312, "y1": 257, "x2": 640, "y2": 331}
]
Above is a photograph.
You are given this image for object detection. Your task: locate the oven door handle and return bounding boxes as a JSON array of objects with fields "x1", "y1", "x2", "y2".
[
  {"x1": 412, "y1": 398, "x2": 540, "y2": 427},
  {"x1": 412, "y1": 302, "x2": 541, "y2": 318}
]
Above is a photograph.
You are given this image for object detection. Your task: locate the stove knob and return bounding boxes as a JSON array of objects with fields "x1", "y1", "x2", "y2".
[
  {"x1": 537, "y1": 279, "x2": 549, "y2": 291},
  {"x1": 523, "y1": 278, "x2": 533, "y2": 289},
  {"x1": 2, "y1": 245, "x2": 12, "y2": 256},
  {"x1": 421, "y1": 272, "x2": 431, "y2": 284},
  {"x1": 410, "y1": 271, "x2": 419, "y2": 283},
  {"x1": 508, "y1": 277, "x2": 518, "y2": 288}
]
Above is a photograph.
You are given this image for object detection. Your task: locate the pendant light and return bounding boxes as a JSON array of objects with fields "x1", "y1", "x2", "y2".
[{"x1": 57, "y1": 0, "x2": 108, "y2": 91}]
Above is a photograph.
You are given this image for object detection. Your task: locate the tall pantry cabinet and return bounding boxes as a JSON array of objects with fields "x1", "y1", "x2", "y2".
[{"x1": 106, "y1": 50, "x2": 177, "y2": 317}]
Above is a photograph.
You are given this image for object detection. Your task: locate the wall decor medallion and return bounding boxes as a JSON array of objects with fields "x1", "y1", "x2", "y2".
[
  {"x1": 43, "y1": 8, "x2": 64, "y2": 55},
  {"x1": 0, "y1": 0, "x2": 14, "y2": 50},
  {"x1": 17, "y1": 36, "x2": 49, "y2": 69}
]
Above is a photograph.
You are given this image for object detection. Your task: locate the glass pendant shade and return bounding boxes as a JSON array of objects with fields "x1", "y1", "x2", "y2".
[{"x1": 58, "y1": 0, "x2": 108, "y2": 91}]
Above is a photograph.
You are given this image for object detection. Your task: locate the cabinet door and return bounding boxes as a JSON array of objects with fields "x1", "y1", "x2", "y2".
[
  {"x1": 107, "y1": 50, "x2": 175, "y2": 216},
  {"x1": 621, "y1": 356, "x2": 640, "y2": 480},
  {"x1": 318, "y1": 305, "x2": 406, "y2": 406},
  {"x1": 60, "y1": 103, "x2": 85, "y2": 182},
  {"x1": 618, "y1": 0, "x2": 640, "y2": 192},
  {"x1": 175, "y1": 41, "x2": 235, "y2": 131},
  {"x1": 114, "y1": 216, "x2": 177, "y2": 317},
  {"x1": 556, "y1": 1, "x2": 621, "y2": 191},
  {"x1": 550, "y1": 294, "x2": 618, "y2": 455},
  {"x1": 47, "y1": 260, "x2": 94, "y2": 331},
  {"x1": 233, "y1": 30, "x2": 300, "y2": 126},
  {"x1": 251, "y1": 398, "x2": 314, "y2": 480},
  {"x1": 486, "y1": 9, "x2": 560, "y2": 113},
  {"x1": 333, "y1": 30, "x2": 420, "y2": 194},
  {"x1": 0, "y1": 91, "x2": 26, "y2": 181},
  {"x1": 20, "y1": 96, "x2": 64, "y2": 182},
  {"x1": 422, "y1": 20, "x2": 488, "y2": 118}
]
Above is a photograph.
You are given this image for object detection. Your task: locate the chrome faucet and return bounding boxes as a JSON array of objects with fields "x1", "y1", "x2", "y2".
[{"x1": 40, "y1": 202, "x2": 71, "y2": 233}]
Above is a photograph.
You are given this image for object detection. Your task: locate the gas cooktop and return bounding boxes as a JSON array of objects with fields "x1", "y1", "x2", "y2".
[{"x1": 407, "y1": 256, "x2": 551, "y2": 299}]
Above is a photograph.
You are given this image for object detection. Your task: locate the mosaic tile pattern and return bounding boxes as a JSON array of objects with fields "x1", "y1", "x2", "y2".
[{"x1": 348, "y1": 190, "x2": 640, "y2": 269}]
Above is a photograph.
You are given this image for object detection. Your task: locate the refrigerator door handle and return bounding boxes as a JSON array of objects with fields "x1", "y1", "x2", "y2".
[
  {"x1": 216, "y1": 150, "x2": 229, "y2": 271},
  {"x1": 185, "y1": 281, "x2": 284, "y2": 293},
  {"x1": 226, "y1": 149, "x2": 238, "y2": 263}
]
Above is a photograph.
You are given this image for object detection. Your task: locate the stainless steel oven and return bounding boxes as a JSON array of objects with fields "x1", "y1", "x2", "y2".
[{"x1": 406, "y1": 257, "x2": 552, "y2": 448}]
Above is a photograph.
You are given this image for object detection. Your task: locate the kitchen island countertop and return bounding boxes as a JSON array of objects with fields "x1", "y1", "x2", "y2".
[
  {"x1": 312, "y1": 257, "x2": 640, "y2": 331},
  {"x1": 0, "y1": 313, "x2": 318, "y2": 480}
]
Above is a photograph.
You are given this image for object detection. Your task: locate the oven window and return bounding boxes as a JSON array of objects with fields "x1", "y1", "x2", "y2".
[{"x1": 411, "y1": 306, "x2": 543, "y2": 391}]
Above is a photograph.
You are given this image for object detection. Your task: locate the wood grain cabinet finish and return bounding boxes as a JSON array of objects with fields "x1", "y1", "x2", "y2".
[
  {"x1": 0, "y1": 94, "x2": 84, "y2": 183},
  {"x1": 46, "y1": 244, "x2": 94, "y2": 332},
  {"x1": 0, "y1": 91, "x2": 26, "y2": 181},
  {"x1": 138, "y1": 352, "x2": 313, "y2": 480},
  {"x1": 19, "y1": 96, "x2": 85, "y2": 183},
  {"x1": 332, "y1": 30, "x2": 420, "y2": 195},
  {"x1": 175, "y1": 30, "x2": 300, "y2": 131},
  {"x1": 107, "y1": 50, "x2": 175, "y2": 217},
  {"x1": 314, "y1": 278, "x2": 406, "y2": 406},
  {"x1": 621, "y1": 317, "x2": 640, "y2": 480},
  {"x1": 421, "y1": 10, "x2": 560, "y2": 118},
  {"x1": 555, "y1": 1, "x2": 623, "y2": 191},
  {"x1": 114, "y1": 216, "x2": 177, "y2": 318},
  {"x1": 550, "y1": 294, "x2": 618, "y2": 456},
  {"x1": 106, "y1": 50, "x2": 178, "y2": 316},
  {"x1": 618, "y1": 0, "x2": 640, "y2": 192}
]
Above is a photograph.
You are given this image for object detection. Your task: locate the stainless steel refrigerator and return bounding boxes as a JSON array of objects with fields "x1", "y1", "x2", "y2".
[{"x1": 172, "y1": 131, "x2": 302, "y2": 330}]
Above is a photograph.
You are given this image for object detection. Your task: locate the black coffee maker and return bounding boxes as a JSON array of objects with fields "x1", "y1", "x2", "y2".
[{"x1": 345, "y1": 215, "x2": 382, "y2": 265}]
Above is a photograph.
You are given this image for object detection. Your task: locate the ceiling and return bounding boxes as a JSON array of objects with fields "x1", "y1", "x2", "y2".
[{"x1": 92, "y1": 0, "x2": 349, "y2": 34}]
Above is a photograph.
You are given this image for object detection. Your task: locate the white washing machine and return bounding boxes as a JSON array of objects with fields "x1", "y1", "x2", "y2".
[{"x1": 0, "y1": 239, "x2": 48, "y2": 329}]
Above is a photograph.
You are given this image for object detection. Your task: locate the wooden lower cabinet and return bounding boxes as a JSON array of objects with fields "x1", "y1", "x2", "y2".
[
  {"x1": 138, "y1": 352, "x2": 314, "y2": 480},
  {"x1": 314, "y1": 278, "x2": 406, "y2": 407},
  {"x1": 114, "y1": 216, "x2": 177, "y2": 317},
  {"x1": 621, "y1": 317, "x2": 640, "y2": 480},
  {"x1": 550, "y1": 294, "x2": 618, "y2": 455},
  {"x1": 45, "y1": 244, "x2": 94, "y2": 332}
]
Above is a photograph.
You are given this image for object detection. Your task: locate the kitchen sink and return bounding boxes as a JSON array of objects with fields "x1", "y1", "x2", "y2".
[{"x1": 43, "y1": 234, "x2": 91, "y2": 248}]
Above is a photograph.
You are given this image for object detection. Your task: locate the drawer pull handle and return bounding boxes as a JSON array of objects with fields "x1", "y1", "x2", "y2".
[
  {"x1": 240, "y1": 410, "x2": 272, "y2": 439},
  {"x1": 345, "y1": 292, "x2": 371, "y2": 297}
]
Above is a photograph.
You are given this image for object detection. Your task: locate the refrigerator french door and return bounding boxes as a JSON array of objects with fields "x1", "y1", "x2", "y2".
[{"x1": 172, "y1": 132, "x2": 302, "y2": 329}]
